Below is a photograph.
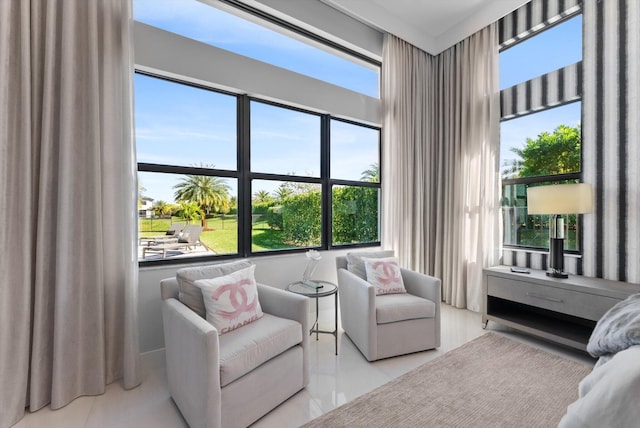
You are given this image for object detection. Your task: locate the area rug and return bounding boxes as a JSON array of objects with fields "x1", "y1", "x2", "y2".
[{"x1": 303, "y1": 333, "x2": 593, "y2": 428}]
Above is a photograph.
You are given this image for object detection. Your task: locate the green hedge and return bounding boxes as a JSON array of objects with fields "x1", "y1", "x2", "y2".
[
  {"x1": 332, "y1": 186, "x2": 378, "y2": 244},
  {"x1": 282, "y1": 191, "x2": 321, "y2": 246},
  {"x1": 262, "y1": 186, "x2": 379, "y2": 246}
]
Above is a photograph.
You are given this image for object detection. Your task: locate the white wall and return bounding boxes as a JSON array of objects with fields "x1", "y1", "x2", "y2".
[{"x1": 138, "y1": 248, "x2": 377, "y2": 352}]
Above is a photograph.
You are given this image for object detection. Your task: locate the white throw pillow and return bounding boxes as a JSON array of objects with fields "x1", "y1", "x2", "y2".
[
  {"x1": 194, "y1": 265, "x2": 264, "y2": 334},
  {"x1": 363, "y1": 256, "x2": 407, "y2": 295},
  {"x1": 346, "y1": 250, "x2": 395, "y2": 280},
  {"x1": 176, "y1": 259, "x2": 253, "y2": 318}
]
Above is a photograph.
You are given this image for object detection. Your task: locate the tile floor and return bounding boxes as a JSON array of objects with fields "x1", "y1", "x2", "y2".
[{"x1": 13, "y1": 304, "x2": 594, "y2": 428}]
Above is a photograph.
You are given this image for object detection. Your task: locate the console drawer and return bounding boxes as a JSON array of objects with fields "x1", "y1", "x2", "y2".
[{"x1": 487, "y1": 275, "x2": 618, "y2": 321}]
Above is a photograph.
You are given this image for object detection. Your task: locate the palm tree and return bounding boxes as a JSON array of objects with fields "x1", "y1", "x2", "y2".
[
  {"x1": 274, "y1": 185, "x2": 293, "y2": 202},
  {"x1": 501, "y1": 157, "x2": 524, "y2": 180},
  {"x1": 178, "y1": 201, "x2": 203, "y2": 224},
  {"x1": 174, "y1": 175, "x2": 231, "y2": 229},
  {"x1": 360, "y1": 162, "x2": 379, "y2": 182},
  {"x1": 152, "y1": 200, "x2": 172, "y2": 217},
  {"x1": 253, "y1": 190, "x2": 273, "y2": 203}
]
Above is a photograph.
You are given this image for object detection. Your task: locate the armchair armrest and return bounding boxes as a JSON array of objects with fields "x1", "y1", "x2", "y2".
[
  {"x1": 162, "y1": 298, "x2": 222, "y2": 428},
  {"x1": 401, "y1": 268, "x2": 441, "y2": 348},
  {"x1": 337, "y1": 268, "x2": 377, "y2": 359},
  {"x1": 256, "y1": 283, "x2": 310, "y2": 386},
  {"x1": 401, "y1": 268, "x2": 441, "y2": 304},
  {"x1": 257, "y1": 283, "x2": 309, "y2": 327}
]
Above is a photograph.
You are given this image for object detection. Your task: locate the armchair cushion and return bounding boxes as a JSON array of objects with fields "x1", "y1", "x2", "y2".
[
  {"x1": 375, "y1": 293, "x2": 436, "y2": 324},
  {"x1": 363, "y1": 257, "x2": 407, "y2": 295},
  {"x1": 218, "y1": 313, "x2": 303, "y2": 387},
  {"x1": 346, "y1": 250, "x2": 394, "y2": 279},
  {"x1": 195, "y1": 265, "x2": 263, "y2": 335},
  {"x1": 176, "y1": 259, "x2": 253, "y2": 318}
]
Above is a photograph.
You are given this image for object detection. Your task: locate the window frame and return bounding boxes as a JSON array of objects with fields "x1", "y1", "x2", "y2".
[
  {"x1": 136, "y1": 72, "x2": 381, "y2": 267},
  {"x1": 499, "y1": 12, "x2": 584, "y2": 253}
]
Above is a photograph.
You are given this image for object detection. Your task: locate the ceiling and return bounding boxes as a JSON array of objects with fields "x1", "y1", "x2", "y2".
[{"x1": 321, "y1": 0, "x2": 530, "y2": 55}]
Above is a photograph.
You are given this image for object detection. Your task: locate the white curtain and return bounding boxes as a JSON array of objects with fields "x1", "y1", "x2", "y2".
[
  {"x1": 382, "y1": 26, "x2": 500, "y2": 311},
  {"x1": 0, "y1": 1, "x2": 140, "y2": 427}
]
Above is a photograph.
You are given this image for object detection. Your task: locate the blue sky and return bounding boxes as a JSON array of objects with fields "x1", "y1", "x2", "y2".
[
  {"x1": 499, "y1": 15, "x2": 582, "y2": 89},
  {"x1": 134, "y1": 0, "x2": 582, "y2": 203}
]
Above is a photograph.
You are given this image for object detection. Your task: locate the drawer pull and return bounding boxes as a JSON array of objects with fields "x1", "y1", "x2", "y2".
[{"x1": 526, "y1": 292, "x2": 563, "y2": 303}]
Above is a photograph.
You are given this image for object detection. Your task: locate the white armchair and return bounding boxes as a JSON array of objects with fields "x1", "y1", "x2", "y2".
[
  {"x1": 336, "y1": 253, "x2": 441, "y2": 361},
  {"x1": 160, "y1": 277, "x2": 309, "y2": 428}
]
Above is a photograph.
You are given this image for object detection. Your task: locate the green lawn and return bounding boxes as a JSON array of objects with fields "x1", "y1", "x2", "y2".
[
  {"x1": 139, "y1": 217, "x2": 177, "y2": 233},
  {"x1": 200, "y1": 216, "x2": 238, "y2": 255},
  {"x1": 251, "y1": 220, "x2": 291, "y2": 252},
  {"x1": 138, "y1": 216, "x2": 292, "y2": 254}
]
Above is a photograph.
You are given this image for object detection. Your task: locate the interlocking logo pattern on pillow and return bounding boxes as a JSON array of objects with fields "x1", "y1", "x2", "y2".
[
  {"x1": 195, "y1": 265, "x2": 264, "y2": 334},
  {"x1": 363, "y1": 257, "x2": 407, "y2": 295}
]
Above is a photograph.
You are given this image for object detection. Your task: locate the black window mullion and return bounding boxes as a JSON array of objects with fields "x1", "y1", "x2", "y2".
[
  {"x1": 330, "y1": 179, "x2": 381, "y2": 188},
  {"x1": 250, "y1": 173, "x2": 322, "y2": 184},
  {"x1": 137, "y1": 162, "x2": 238, "y2": 178},
  {"x1": 321, "y1": 115, "x2": 331, "y2": 249},
  {"x1": 238, "y1": 95, "x2": 252, "y2": 258},
  {"x1": 501, "y1": 172, "x2": 581, "y2": 186}
]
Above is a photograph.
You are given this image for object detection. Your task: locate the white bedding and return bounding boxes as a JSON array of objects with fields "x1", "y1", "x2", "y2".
[{"x1": 558, "y1": 345, "x2": 640, "y2": 428}]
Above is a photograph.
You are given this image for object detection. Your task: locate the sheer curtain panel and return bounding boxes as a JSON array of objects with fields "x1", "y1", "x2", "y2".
[
  {"x1": 381, "y1": 27, "x2": 500, "y2": 311},
  {"x1": 0, "y1": 1, "x2": 140, "y2": 427}
]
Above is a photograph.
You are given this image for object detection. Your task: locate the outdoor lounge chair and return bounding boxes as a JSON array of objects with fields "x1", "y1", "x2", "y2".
[
  {"x1": 143, "y1": 224, "x2": 204, "y2": 259},
  {"x1": 139, "y1": 223, "x2": 185, "y2": 246}
]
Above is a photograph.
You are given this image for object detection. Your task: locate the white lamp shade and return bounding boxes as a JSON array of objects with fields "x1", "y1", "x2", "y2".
[{"x1": 527, "y1": 183, "x2": 593, "y2": 215}]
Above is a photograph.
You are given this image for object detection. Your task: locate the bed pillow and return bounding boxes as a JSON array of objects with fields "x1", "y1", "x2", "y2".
[
  {"x1": 195, "y1": 265, "x2": 263, "y2": 334},
  {"x1": 346, "y1": 250, "x2": 394, "y2": 280},
  {"x1": 176, "y1": 259, "x2": 253, "y2": 318},
  {"x1": 363, "y1": 256, "x2": 407, "y2": 295},
  {"x1": 587, "y1": 293, "x2": 640, "y2": 357}
]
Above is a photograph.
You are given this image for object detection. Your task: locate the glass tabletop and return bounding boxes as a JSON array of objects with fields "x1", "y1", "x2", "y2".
[{"x1": 287, "y1": 280, "x2": 337, "y2": 297}]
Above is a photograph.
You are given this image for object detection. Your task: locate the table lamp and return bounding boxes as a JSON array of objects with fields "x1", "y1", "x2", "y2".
[{"x1": 526, "y1": 183, "x2": 593, "y2": 278}]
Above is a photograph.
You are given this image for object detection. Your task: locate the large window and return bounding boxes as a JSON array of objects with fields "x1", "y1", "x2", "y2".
[
  {"x1": 133, "y1": 0, "x2": 379, "y2": 97},
  {"x1": 135, "y1": 74, "x2": 380, "y2": 263},
  {"x1": 499, "y1": 13, "x2": 583, "y2": 251}
]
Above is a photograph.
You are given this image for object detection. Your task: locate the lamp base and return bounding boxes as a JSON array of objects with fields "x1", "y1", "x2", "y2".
[
  {"x1": 546, "y1": 270, "x2": 569, "y2": 279},
  {"x1": 548, "y1": 234, "x2": 567, "y2": 279}
]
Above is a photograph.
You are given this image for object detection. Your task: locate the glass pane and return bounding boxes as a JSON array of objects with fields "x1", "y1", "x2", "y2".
[
  {"x1": 134, "y1": 0, "x2": 379, "y2": 97},
  {"x1": 332, "y1": 186, "x2": 379, "y2": 245},
  {"x1": 502, "y1": 180, "x2": 580, "y2": 250},
  {"x1": 500, "y1": 102, "x2": 581, "y2": 180},
  {"x1": 500, "y1": 15, "x2": 582, "y2": 89},
  {"x1": 251, "y1": 180, "x2": 321, "y2": 252},
  {"x1": 251, "y1": 102, "x2": 320, "y2": 176},
  {"x1": 138, "y1": 171, "x2": 238, "y2": 260},
  {"x1": 134, "y1": 74, "x2": 237, "y2": 170},
  {"x1": 331, "y1": 120, "x2": 379, "y2": 182}
]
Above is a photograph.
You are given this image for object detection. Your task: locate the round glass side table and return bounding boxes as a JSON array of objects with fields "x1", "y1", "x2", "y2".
[{"x1": 287, "y1": 280, "x2": 338, "y2": 355}]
